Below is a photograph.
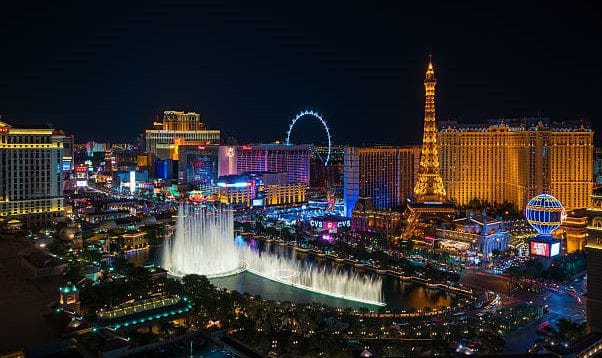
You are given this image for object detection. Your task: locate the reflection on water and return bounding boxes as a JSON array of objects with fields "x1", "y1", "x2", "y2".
[{"x1": 131, "y1": 242, "x2": 454, "y2": 310}]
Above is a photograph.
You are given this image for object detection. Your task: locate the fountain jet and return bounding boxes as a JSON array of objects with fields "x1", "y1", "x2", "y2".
[{"x1": 162, "y1": 204, "x2": 244, "y2": 278}]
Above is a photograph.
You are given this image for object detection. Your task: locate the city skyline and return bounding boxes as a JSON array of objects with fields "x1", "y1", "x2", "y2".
[
  {"x1": 1, "y1": 1, "x2": 600, "y2": 144},
  {"x1": 1, "y1": 2, "x2": 601, "y2": 356}
]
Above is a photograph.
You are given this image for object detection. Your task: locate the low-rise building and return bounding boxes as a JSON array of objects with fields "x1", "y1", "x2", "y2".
[
  {"x1": 217, "y1": 172, "x2": 306, "y2": 207},
  {"x1": 436, "y1": 213, "x2": 509, "y2": 262},
  {"x1": 351, "y1": 197, "x2": 401, "y2": 234},
  {"x1": 85, "y1": 210, "x2": 131, "y2": 224},
  {"x1": 121, "y1": 231, "x2": 148, "y2": 251}
]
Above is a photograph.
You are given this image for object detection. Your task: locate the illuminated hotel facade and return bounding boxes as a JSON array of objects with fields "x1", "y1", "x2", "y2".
[
  {"x1": 343, "y1": 146, "x2": 421, "y2": 216},
  {"x1": 437, "y1": 118, "x2": 593, "y2": 210},
  {"x1": 145, "y1": 111, "x2": 220, "y2": 159},
  {"x1": 219, "y1": 144, "x2": 310, "y2": 185},
  {"x1": 0, "y1": 120, "x2": 65, "y2": 228},
  {"x1": 216, "y1": 173, "x2": 306, "y2": 207}
]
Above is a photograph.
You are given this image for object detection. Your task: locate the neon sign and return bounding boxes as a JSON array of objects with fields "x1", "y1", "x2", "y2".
[{"x1": 310, "y1": 219, "x2": 351, "y2": 229}]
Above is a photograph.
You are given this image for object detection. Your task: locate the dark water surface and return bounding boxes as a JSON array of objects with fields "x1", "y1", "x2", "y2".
[{"x1": 130, "y1": 243, "x2": 455, "y2": 310}]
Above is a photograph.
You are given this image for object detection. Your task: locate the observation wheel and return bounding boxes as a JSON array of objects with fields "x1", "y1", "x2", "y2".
[{"x1": 285, "y1": 110, "x2": 332, "y2": 165}]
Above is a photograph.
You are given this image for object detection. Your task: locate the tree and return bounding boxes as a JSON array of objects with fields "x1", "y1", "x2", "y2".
[
  {"x1": 556, "y1": 318, "x2": 587, "y2": 343},
  {"x1": 112, "y1": 255, "x2": 134, "y2": 275},
  {"x1": 182, "y1": 274, "x2": 215, "y2": 304},
  {"x1": 62, "y1": 259, "x2": 87, "y2": 284}
]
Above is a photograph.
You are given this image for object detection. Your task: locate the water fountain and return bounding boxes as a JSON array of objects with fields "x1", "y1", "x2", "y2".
[
  {"x1": 239, "y1": 243, "x2": 385, "y2": 306},
  {"x1": 162, "y1": 204, "x2": 245, "y2": 278},
  {"x1": 161, "y1": 203, "x2": 384, "y2": 305}
]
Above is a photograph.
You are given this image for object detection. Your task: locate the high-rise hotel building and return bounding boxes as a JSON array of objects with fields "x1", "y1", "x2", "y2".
[
  {"x1": 219, "y1": 144, "x2": 311, "y2": 185},
  {"x1": 437, "y1": 118, "x2": 593, "y2": 210},
  {"x1": 145, "y1": 111, "x2": 220, "y2": 159},
  {"x1": 344, "y1": 146, "x2": 421, "y2": 216},
  {"x1": 0, "y1": 120, "x2": 65, "y2": 228}
]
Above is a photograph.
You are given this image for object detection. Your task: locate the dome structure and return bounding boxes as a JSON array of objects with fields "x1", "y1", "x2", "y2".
[{"x1": 525, "y1": 193, "x2": 565, "y2": 236}]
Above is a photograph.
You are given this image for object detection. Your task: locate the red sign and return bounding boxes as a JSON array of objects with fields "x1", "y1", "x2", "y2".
[
  {"x1": 530, "y1": 241, "x2": 550, "y2": 257},
  {"x1": 0, "y1": 127, "x2": 8, "y2": 133}
]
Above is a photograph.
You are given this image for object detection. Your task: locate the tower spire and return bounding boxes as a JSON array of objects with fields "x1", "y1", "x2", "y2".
[
  {"x1": 426, "y1": 54, "x2": 434, "y2": 80},
  {"x1": 412, "y1": 55, "x2": 447, "y2": 201}
]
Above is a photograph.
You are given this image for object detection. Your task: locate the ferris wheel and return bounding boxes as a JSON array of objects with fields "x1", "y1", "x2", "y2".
[{"x1": 285, "y1": 110, "x2": 332, "y2": 165}]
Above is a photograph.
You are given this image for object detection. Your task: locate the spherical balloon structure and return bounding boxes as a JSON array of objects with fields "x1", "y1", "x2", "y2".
[{"x1": 525, "y1": 193, "x2": 566, "y2": 236}]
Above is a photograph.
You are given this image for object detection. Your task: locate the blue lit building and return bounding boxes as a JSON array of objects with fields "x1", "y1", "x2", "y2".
[
  {"x1": 343, "y1": 146, "x2": 421, "y2": 216},
  {"x1": 153, "y1": 158, "x2": 176, "y2": 180},
  {"x1": 177, "y1": 145, "x2": 219, "y2": 196}
]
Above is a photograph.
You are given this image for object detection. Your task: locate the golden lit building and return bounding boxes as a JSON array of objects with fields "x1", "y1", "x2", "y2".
[
  {"x1": 554, "y1": 211, "x2": 588, "y2": 253},
  {"x1": 343, "y1": 145, "x2": 421, "y2": 216},
  {"x1": 351, "y1": 197, "x2": 402, "y2": 234},
  {"x1": 121, "y1": 231, "x2": 148, "y2": 251},
  {"x1": 551, "y1": 188, "x2": 602, "y2": 254},
  {"x1": 438, "y1": 118, "x2": 593, "y2": 210},
  {"x1": 145, "y1": 111, "x2": 220, "y2": 159},
  {"x1": 217, "y1": 173, "x2": 306, "y2": 207},
  {"x1": 0, "y1": 120, "x2": 65, "y2": 228},
  {"x1": 263, "y1": 182, "x2": 306, "y2": 206}
]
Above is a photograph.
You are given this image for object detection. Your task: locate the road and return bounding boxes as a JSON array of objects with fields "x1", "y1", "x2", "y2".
[
  {"x1": 503, "y1": 276, "x2": 586, "y2": 354},
  {"x1": 459, "y1": 269, "x2": 586, "y2": 354}
]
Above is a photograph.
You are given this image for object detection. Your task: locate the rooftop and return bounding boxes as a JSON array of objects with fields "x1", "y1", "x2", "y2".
[{"x1": 438, "y1": 118, "x2": 592, "y2": 132}]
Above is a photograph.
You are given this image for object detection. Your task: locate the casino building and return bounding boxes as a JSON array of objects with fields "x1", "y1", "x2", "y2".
[
  {"x1": 0, "y1": 120, "x2": 65, "y2": 228},
  {"x1": 219, "y1": 144, "x2": 310, "y2": 185},
  {"x1": 436, "y1": 212, "x2": 509, "y2": 262},
  {"x1": 343, "y1": 146, "x2": 421, "y2": 216},
  {"x1": 438, "y1": 118, "x2": 593, "y2": 210},
  {"x1": 216, "y1": 172, "x2": 306, "y2": 207},
  {"x1": 144, "y1": 111, "x2": 220, "y2": 159}
]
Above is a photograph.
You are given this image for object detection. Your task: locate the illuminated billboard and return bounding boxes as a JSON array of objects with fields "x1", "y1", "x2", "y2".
[
  {"x1": 550, "y1": 242, "x2": 560, "y2": 257},
  {"x1": 530, "y1": 240, "x2": 561, "y2": 257},
  {"x1": 62, "y1": 160, "x2": 72, "y2": 171},
  {"x1": 530, "y1": 241, "x2": 550, "y2": 257}
]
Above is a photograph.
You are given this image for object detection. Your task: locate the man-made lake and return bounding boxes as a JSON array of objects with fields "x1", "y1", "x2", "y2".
[{"x1": 129, "y1": 244, "x2": 455, "y2": 311}]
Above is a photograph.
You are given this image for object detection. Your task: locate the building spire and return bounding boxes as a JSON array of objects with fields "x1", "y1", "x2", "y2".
[{"x1": 426, "y1": 54, "x2": 435, "y2": 81}]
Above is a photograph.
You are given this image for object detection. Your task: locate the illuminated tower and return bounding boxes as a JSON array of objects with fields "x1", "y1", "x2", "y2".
[
  {"x1": 413, "y1": 57, "x2": 447, "y2": 201},
  {"x1": 405, "y1": 57, "x2": 454, "y2": 228}
]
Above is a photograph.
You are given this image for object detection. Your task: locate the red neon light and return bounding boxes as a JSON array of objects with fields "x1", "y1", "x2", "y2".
[
  {"x1": 242, "y1": 145, "x2": 252, "y2": 150},
  {"x1": 197, "y1": 146, "x2": 206, "y2": 150},
  {"x1": 0, "y1": 127, "x2": 8, "y2": 133}
]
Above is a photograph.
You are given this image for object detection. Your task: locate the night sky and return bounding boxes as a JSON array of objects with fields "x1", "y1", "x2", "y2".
[{"x1": 1, "y1": 1, "x2": 600, "y2": 145}]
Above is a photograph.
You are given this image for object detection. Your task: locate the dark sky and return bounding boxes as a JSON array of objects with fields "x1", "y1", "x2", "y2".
[{"x1": 1, "y1": 0, "x2": 600, "y2": 145}]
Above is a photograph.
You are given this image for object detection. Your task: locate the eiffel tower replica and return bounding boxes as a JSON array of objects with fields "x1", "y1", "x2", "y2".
[{"x1": 405, "y1": 57, "x2": 455, "y2": 231}]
